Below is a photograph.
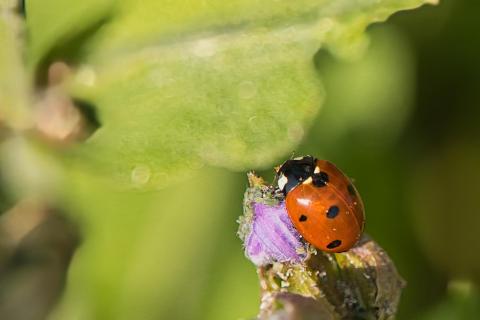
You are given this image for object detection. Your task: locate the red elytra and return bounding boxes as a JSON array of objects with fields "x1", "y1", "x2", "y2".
[{"x1": 277, "y1": 157, "x2": 365, "y2": 253}]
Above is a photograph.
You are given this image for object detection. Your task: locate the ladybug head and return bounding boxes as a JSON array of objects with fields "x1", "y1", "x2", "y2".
[{"x1": 276, "y1": 155, "x2": 317, "y2": 194}]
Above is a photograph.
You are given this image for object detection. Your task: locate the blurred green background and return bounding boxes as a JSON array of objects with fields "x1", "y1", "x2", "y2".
[{"x1": 1, "y1": 0, "x2": 480, "y2": 319}]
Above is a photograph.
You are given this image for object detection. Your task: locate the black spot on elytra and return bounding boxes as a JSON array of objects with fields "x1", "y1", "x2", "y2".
[
  {"x1": 299, "y1": 215, "x2": 308, "y2": 222},
  {"x1": 327, "y1": 240, "x2": 342, "y2": 249},
  {"x1": 326, "y1": 206, "x2": 339, "y2": 219},
  {"x1": 312, "y1": 171, "x2": 329, "y2": 187},
  {"x1": 347, "y1": 184, "x2": 356, "y2": 197}
]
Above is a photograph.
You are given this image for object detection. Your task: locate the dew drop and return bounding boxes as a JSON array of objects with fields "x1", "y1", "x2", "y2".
[{"x1": 131, "y1": 165, "x2": 151, "y2": 186}]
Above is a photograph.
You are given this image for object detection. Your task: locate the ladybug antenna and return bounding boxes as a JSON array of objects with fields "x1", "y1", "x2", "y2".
[{"x1": 289, "y1": 150, "x2": 296, "y2": 160}]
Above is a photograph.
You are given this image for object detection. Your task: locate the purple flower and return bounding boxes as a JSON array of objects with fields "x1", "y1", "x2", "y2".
[{"x1": 244, "y1": 201, "x2": 308, "y2": 266}]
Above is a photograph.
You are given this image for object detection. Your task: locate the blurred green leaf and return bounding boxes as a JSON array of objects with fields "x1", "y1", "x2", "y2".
[
  {"x1": 410, "y1": 140, "x2": 480, "y2": 282},
  {"x1": 25, "y1": 0, "x2": 114, "y2": 68},
  {"x1": 0, "y1": 0, "x2": 31, "y2": 129},
  {"x1": 203, "y1": 251, "x2": 259, "y2": 320},
  {"x1": 25, "y1": 0, "x2": 433, "y2": 189},
  {"x1": 48, "y1": 168, "x2": 252, "y2": 320},
  {"x1": 418, "y1": 280, "x2": 480, "y2": 320},
  {"x1": 0, "y1": 137, "x2": 260, "y2": 319},
  {"x1": 311, "y1": 26, "x2": 415, "y2": 149}
]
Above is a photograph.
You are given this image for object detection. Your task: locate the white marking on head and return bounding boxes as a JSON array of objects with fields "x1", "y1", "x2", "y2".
[
  {"x1": 302, "y1": 177, "x2": 313, "y2": 184},
  {"x1": 277, "y1": 174, "x2": 288, "y2": 191},
  {"x1": 314, "y1": 166, "x2": 320, "y2": 174}
]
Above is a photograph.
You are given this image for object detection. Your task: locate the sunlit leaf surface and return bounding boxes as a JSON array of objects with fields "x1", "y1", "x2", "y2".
[{"x1": 28, "y1": 0, "x2": 432, "y2": 189}]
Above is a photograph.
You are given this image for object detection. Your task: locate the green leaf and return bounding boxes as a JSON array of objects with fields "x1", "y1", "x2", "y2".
[{"x1": 32, "y1": 0, "x2": 433, "y2": 189}]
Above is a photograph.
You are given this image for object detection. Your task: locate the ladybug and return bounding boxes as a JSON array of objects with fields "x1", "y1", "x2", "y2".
[{"x1": 276, "y1": 156, "x2": 365, "y2": 253}]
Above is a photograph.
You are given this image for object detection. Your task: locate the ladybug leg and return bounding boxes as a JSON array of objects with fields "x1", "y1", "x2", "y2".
[{"x1": 273, "y1": 187, "x2": 285, "y2": 201}]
